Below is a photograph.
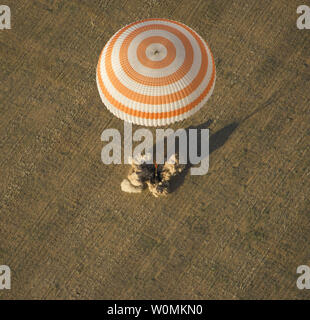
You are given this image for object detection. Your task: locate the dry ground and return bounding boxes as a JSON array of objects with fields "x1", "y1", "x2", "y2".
[{"x1": 0, "y1": 0, "x2": 309, "y2": 299}]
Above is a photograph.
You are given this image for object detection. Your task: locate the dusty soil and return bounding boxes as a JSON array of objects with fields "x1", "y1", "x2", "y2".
[{"x1": 0, "y1": 0, "x2": 309, "y2": 299}]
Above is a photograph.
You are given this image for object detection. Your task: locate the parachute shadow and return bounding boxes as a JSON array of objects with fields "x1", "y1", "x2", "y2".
[{"x1": 168, "y1": 120, "x2": 239, "y2": 193}]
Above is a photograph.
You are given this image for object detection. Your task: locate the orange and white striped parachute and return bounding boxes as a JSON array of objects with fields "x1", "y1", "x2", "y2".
[{"x1": 96, "y1": 18, "x2": 216, "y2": 126}]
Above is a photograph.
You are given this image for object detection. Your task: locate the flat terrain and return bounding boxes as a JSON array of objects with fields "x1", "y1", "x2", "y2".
[{"x1": 0, "y1": 0, "x2": 309, "y2": 299}]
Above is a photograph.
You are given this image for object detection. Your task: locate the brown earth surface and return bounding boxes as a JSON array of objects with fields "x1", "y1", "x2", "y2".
[{"x1": 0, "y1": 0, "x2": 309, "y2": 299}]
